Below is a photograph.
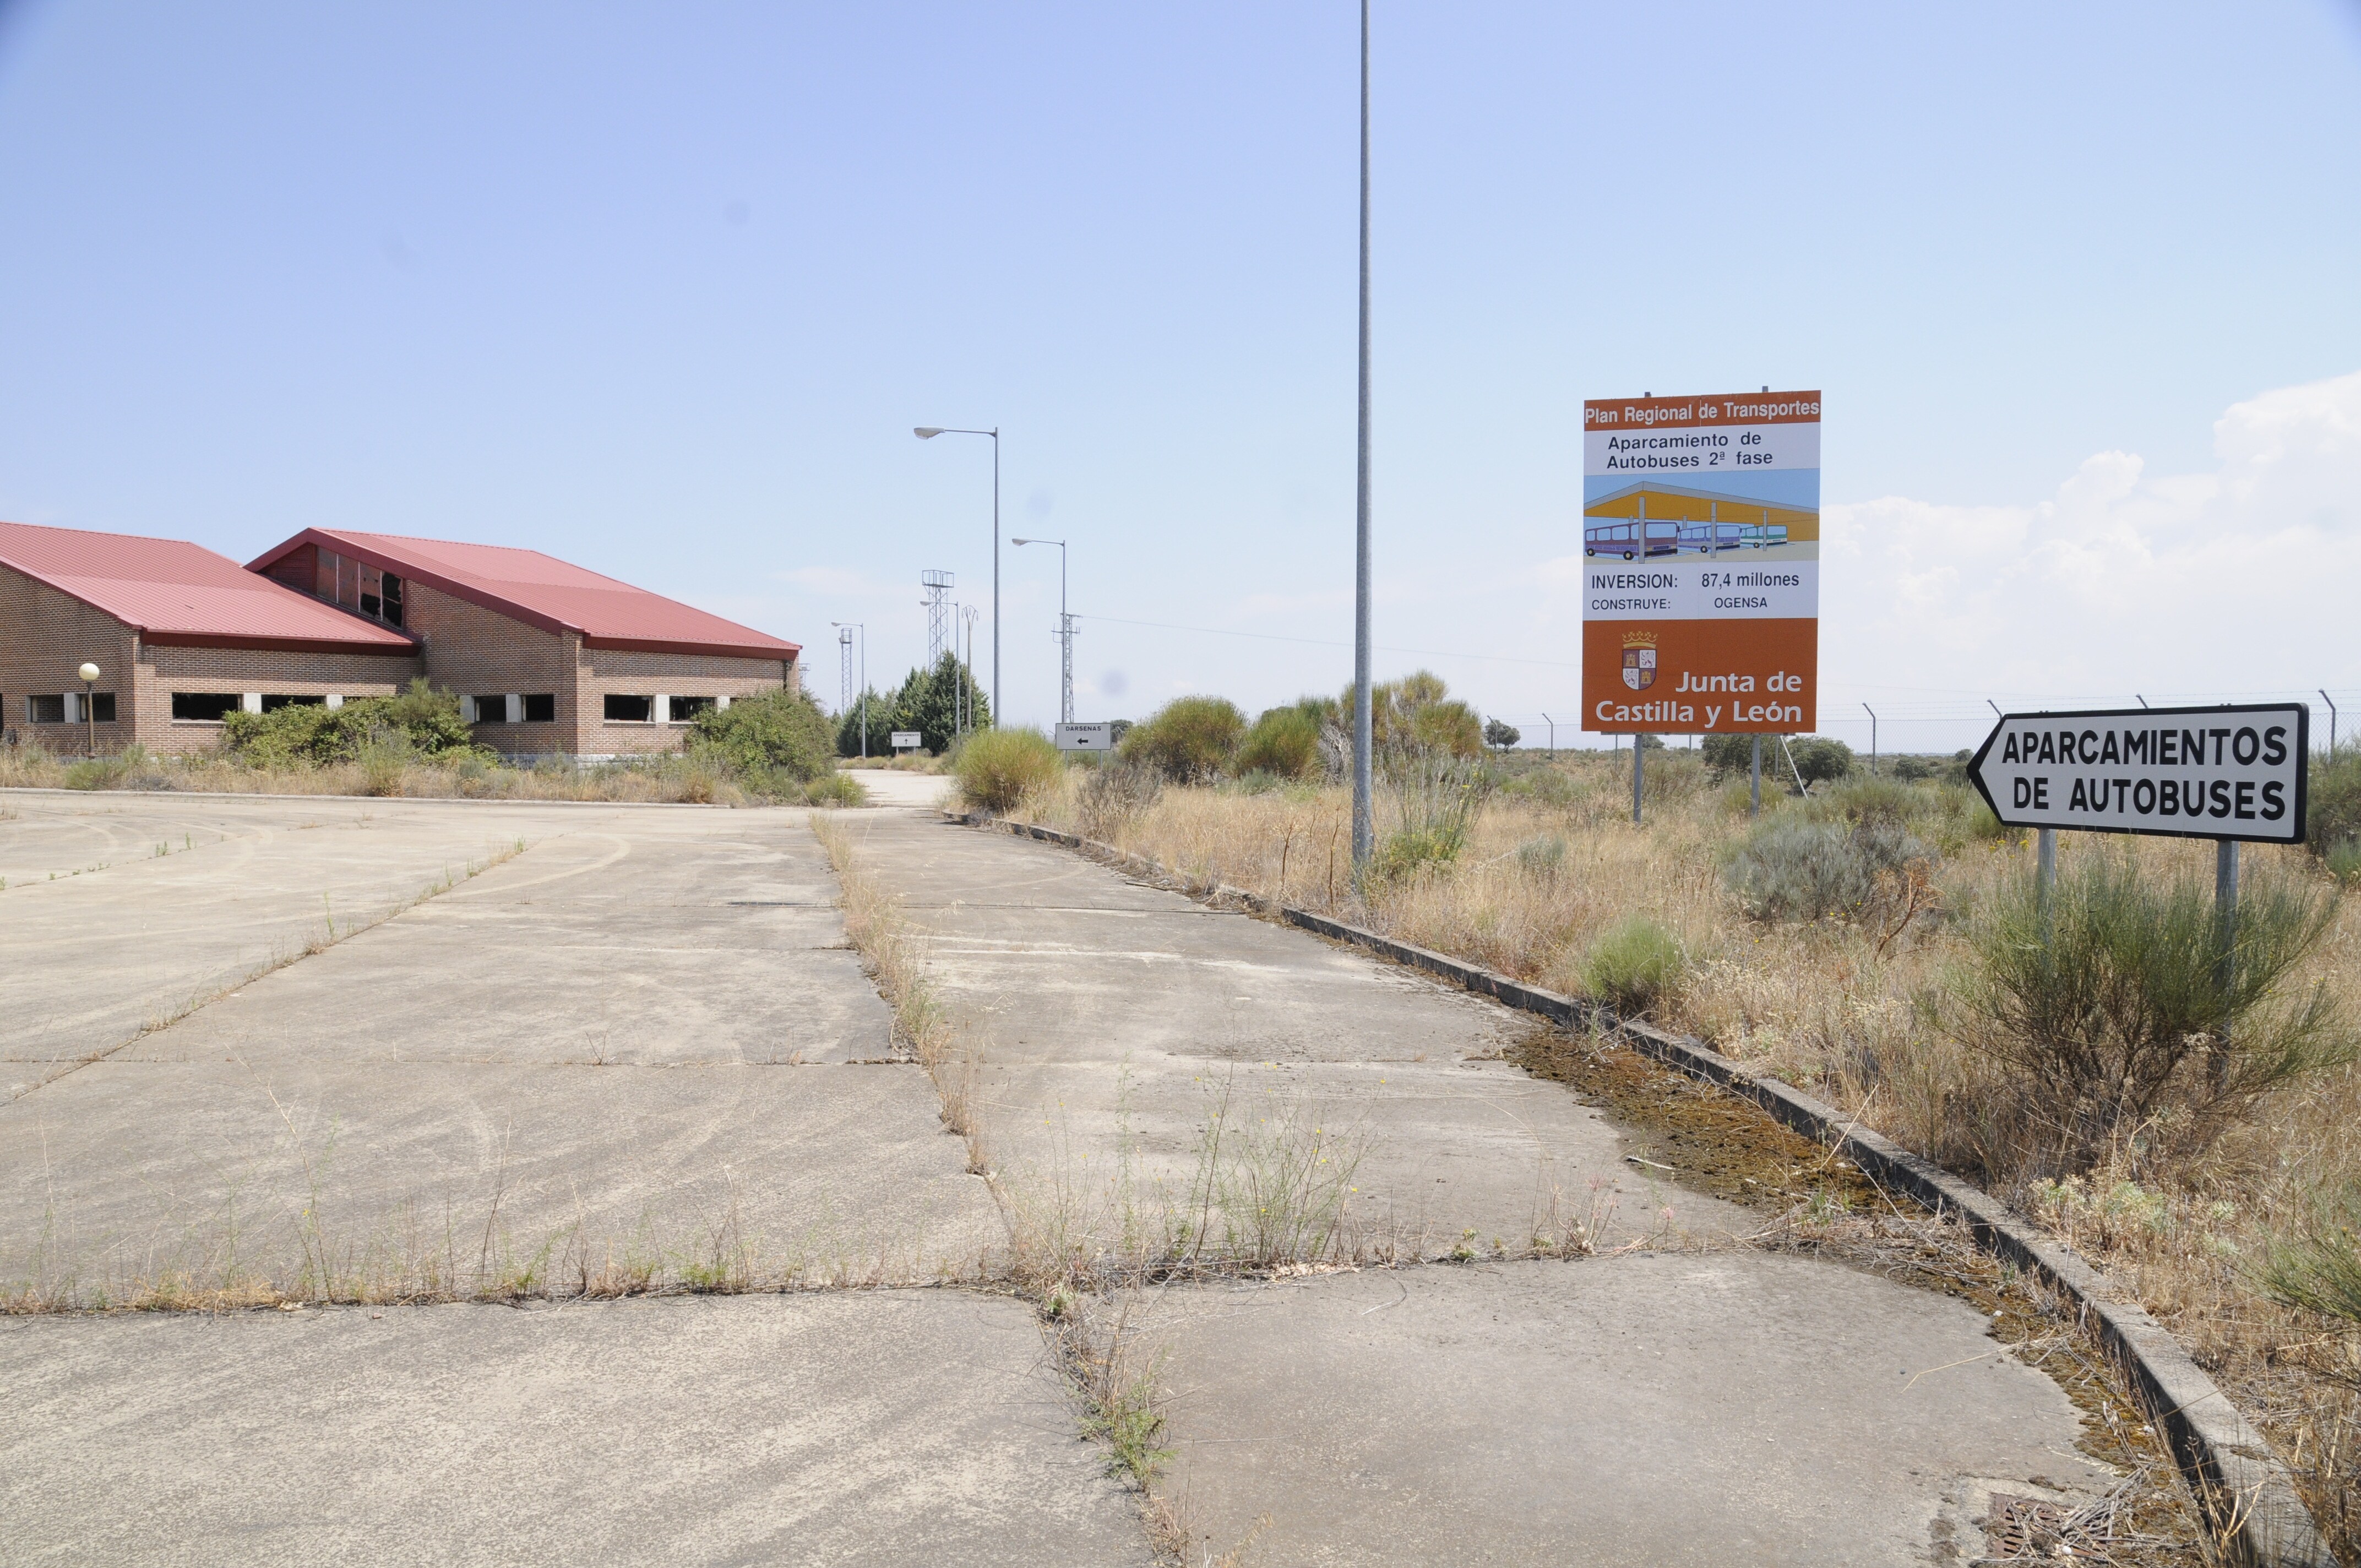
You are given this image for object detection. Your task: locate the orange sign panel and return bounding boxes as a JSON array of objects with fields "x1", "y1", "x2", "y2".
[{"x1": 1580, "y1": 391, "x2": 1820, "y2": 734}]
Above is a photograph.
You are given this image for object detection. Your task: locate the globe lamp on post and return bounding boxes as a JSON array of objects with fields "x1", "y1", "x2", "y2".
[{"x1": 78, "y1": 662, "x2": 101, "y2": 758}]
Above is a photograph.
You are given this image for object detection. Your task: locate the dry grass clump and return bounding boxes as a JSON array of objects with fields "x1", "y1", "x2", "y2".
[{"x1": 1009, "y1": 748, "x2": 2361, "y2": 1554}]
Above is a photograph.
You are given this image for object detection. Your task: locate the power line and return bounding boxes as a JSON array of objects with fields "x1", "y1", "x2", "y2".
[{"x1": 1071, "y1": 613, "x2": 1580, "y2": 669}]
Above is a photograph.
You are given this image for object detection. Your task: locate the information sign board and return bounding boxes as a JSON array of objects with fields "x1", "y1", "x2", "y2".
[
  {"x1": 1968, "y1": 704, "x2": 2309, "y2": 844},
  {"x1": 1581, "y1": 390, "x2": 1821, "y2": 734},
  {"x1": 1054, "y1": 722, "x2": 1114, "y2": 752},
  {"x1": 889, "y1": 730, "x2": 922, "y2": 750}
]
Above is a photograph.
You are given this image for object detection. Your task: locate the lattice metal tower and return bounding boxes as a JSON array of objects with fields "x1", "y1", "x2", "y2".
[
  {"x1": 922, "y1": 570, "x2": 954, "y2": 665},
  {"x1": 837, "y1": 627, "x2": 855, "y2": 713},
  {"x1": 1056, "y1": 613, "x2": 1077, "y2": 723}
]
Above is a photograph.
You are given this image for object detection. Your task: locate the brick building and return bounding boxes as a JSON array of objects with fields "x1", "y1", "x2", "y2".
[
  {"x1": 1, "y1": 520, "x2": 421, "y2": 755},
  {"x1": 2, "y1": 519, "x2": 801, "y2": 759}
]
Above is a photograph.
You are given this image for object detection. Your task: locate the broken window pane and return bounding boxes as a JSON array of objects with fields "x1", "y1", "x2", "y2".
[
  {"x1": 667, "y1": 696, "x2": 714, "y2": 721},
  {"x1": 604, "y1": 694, "x2": 653, "y2": 722},
  {"x1": 172, "y1": 693, "x2": 240, "y2": 721},
  {"x1": 523, "y1": 694, "x2": 555, "y2": 723}
]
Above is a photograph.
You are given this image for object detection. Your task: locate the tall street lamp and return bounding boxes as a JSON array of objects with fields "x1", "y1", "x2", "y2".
[
  {"x1": 830, "y1": 622, "x2": 866, "y2": 758},
  {"x1": 1011, "y1": 536, "x2": 1074, "y2": 725},
  {"x1": 78, "y1": 661, "x2": 100, "y2": 758},
  {"x1": 1350, "y1": 0, "x2": 1375, "y2": 876},
  {"x1": 914, "y1": 426, "x2": 999, "y2": 726}
]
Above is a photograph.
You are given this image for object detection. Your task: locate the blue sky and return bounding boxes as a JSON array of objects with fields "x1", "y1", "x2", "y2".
[{"x1": 3, "y1": 2, "x2": 2359, "y2": 750}]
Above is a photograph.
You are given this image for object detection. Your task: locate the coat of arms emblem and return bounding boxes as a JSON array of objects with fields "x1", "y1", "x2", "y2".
[{"x1": 1622, "y1": 631, "x2": 1658, "y2": 691}]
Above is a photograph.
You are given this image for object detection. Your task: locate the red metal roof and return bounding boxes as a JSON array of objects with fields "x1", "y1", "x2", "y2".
[
  {"x1": 248, "y1": 529, "x2": 802, "y2": 661},
  {"x1": 0, "y1": 520, "x2": 418, "y2": 654}
]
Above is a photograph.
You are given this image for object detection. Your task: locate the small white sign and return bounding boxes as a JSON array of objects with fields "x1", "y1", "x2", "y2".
[
  {"x1": 1055, "y1": 722, "x2": 1114, "y2": 752},
  {"x1": 889, "y1": 731, "x2": 922, "y2": 750},
  {"x1": 1969, "y1": 704, "x2": 2310, "y2": 843}
]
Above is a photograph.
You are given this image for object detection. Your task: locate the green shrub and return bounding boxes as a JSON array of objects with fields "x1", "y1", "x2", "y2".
[
  {"x1": 1122, "y1": 696, "x2": 1245, "y2": 783},
  {"x1": 690, "y1": 686, "x2": 835, "y2": 784},
  {"x1": 1787, "y1": 736, "x2": 1855, "y2": 786},
  {"x1": 2256, "y1": 1178, "x2": 2361, "y2": 1327},
  {"x1": 1515, "y1": 834, "x2": 1568, "y2": 878},
  {"x1": 1700, "y1": 732, "x2": 1762, "y2": 778},
  {"x1": 1237, "y1": 706, "x2": 1322, "y2": 780},
  {"x1": 63, "y1": 745, "x2": 156, "y2": 791},
  {"x1": 222, "y1": 680, "x2": 480, "y2": 768},
  {"x1": 354, "y1": 726, "x2": 414, "y2": 796},
  {"x1": 2310, "y1": 746, "x2": 2361, "y2": 865},
  {"x1": 1582, "y1": 917, "x2": 1686, "y2": 1014},
  {"x1": 1350, "y1": 670, "x2": 1484, "y2": 759},
  {"x1": 803, "y1": 770, "x2": 867, "y2": 808},
  {"x1": 1369, "y1": 825, "x2": 1464, "y2": 884},
  {"x1": 955, "y1": 727, "x2": 1062, "y2": 814},
  {"x1": 1723, "y1": 816, "x2": 1930, "y2": 923},
  {"x1": 2327, "y1": 837, "x2": 2361, "y2": 889},
  {"x1": 1950, "y1": 850, "x2": 2353, "y2": 1170}
]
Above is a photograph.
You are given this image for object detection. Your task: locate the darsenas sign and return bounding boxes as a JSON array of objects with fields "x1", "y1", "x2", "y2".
[{"x1": 1968, "y1": 704, "x2": 2309, "y2": 844}]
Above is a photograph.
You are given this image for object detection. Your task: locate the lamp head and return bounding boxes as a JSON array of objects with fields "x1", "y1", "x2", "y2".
[
  {"x1": 1011, "y1": 537, "x2": 1032, "y2": 546},
  {"x1": 78, "y1": 662, "x2": 101, "y2": 684},
  {"x1": 913, "y1": 427, "x2": 943, "y2": 439}
]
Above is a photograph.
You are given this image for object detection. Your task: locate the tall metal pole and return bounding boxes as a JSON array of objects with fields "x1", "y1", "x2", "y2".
[
  {"x1": 2322, "y1": 689, "x2": 2338, "y2": 755},
  {"x1": 913, "y1": 424, "x2": 998, "y2": 724},
  {"x1": 1350, "y1": 0, "x2": 1375, "y2": 875},
  {"x1": 1864, "y1": 703, "x2": 1878, "y2": 775},
  {"x1": 1750, "y1": 735, "x2": 1761, "y2": 816},
  {"x1": 991, "y1": 429, "x2": 1000, "y2": 725},
  {"x1": 1632, "y1": 734, "x2": 1644, "y2": 824},
  {"x1": 1059, "y1": 540, "x2": 1071, "y2": 725},
  {"x1": 1541, "y1": 712, "x2": 1554, "y2": 760}
]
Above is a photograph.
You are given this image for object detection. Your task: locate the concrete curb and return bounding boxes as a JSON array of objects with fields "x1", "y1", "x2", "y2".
[{"x1": 958, "y1": 810, "x2": 2333, "y2": 1568}]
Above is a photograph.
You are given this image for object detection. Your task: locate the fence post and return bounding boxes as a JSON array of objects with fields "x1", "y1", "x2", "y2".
[
  {"x1": 2036, "y1": 827, "x2": 2057, "y2": 939},
  {"x1": 1632, "y1": 735, "x2": 1644, "y2": 825},
  {"x1": 1749, "y1": 735, "x2": 1761, "y2": 818},
  {"x1": 2213, "y1": 837, "x2": 2239, "y2": 1088}
]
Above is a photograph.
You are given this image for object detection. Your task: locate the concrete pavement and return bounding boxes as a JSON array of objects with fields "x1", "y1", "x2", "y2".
[
  {"x1": 839, "y1": 788, "x2": 2141, "y2": 1564},
  {"x1": 0, "y1": 1291, "x2": 1150, "y2": 1567}
]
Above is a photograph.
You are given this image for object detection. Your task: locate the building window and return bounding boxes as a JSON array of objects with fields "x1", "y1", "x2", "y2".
[
  {"x1": 28, "y1": 695, "x2": 64, "y2": 724},
  {"x1": 522, "y1": 693, "x2": 555, "y2": 723},
  {"x1": 472, "y1": 695, "x2": 509, "y2": 723},
  {"x1": 90, "y1": 693, "x2": 117, "y2": 723},
  {"x1": 381, "y1": 573, "x2": 403, "y2": 628},
  {"x1": 260, "y1": 694, "x2": 325, "y2": 712},
  {"x1": 604, "y1": 694, "x2": 654, "y2": 722},
  {"x1": 173, "y1": 693, "x2": 240, "y2": 722},
  {"x1": 667, "y1": 695, "x2": 714, "y2": 722}
]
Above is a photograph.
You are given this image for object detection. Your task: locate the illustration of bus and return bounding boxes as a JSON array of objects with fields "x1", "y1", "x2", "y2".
[
  {"x1": 1583, "y1": 482, "x2": 1814, "y2": 559},
  {"x1": 1582, "y1": 519, "x2": 1680, "y2": 559}
]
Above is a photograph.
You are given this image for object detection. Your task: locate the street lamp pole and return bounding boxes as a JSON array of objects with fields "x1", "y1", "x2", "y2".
[
  {"x1": 830, "y1": 622, "x2": 866, "y2": 758},
  {"x1": 1012, "y1": 537, "x2": 1073, "y2": 724},
  {"x1": 1350, "y1": 0, "x2": 1375, "y2": 876},
  {"x1": 915, "y1": 426, "x2": 999, "y2": 725},
  {"x1": 78, "y1": 661, "x2": 100, "y2": 758}
]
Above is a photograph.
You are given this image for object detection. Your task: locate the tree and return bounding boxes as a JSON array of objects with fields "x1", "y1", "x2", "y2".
[
  {"x1": 834, "y1": 686, "x2": 893, "y2": 758},
  {"x1": 1788, "y1": 736, "x2": 1855, "y2": 785},
  {"x1": 1483, "y1": 718, "x2": 1520, "y2": 751},
  {"x1": 888, "y1": 654, "x2": 987, "y2": 755}
]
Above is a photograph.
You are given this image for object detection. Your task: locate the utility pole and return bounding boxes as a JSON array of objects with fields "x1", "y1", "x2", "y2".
[
  {"x1": 831, "y1": 622, "x2": 866, "y2": 758},
  {"x1": 913, "y1": 426, "x2": 1000, "y2": 724},
  {"x1": 1350, "y1": 0, "x2": 1375, "y2": 876},
  {"x1": 2324, "y1": 690, "x2": 2339, "y2": 755},
  {"x1": 1012, "y1": 537, "x2": 1074, "y2": 723}
]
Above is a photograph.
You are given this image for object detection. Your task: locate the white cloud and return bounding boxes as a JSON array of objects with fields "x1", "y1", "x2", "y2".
[{"x1": 1824, "y1": 368, "x2": 2361, "y2": 716}]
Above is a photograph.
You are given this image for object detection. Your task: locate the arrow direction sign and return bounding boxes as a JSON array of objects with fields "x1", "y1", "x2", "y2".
[{"x1": 1968, "y1": 704, "x2": 2310, "y2": 844}]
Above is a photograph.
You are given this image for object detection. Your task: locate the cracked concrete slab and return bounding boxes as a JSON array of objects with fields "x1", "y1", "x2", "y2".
[
  {"x1": 1124, "y1": 1256, "x2": 2117, "y2": 1567},
  {"x1": 2, "y1": 798, "x2": 994, "y2": 1296},
  {"x1": 1, "y1": 792, "x2": 646, "y2": 1094},
  {"x1": 0, "y1": 1291, "x2": 1152, "y2": 1567},
  {"x1": 837, "y1": 807, "x2": 1747, "y2": 1253}
]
